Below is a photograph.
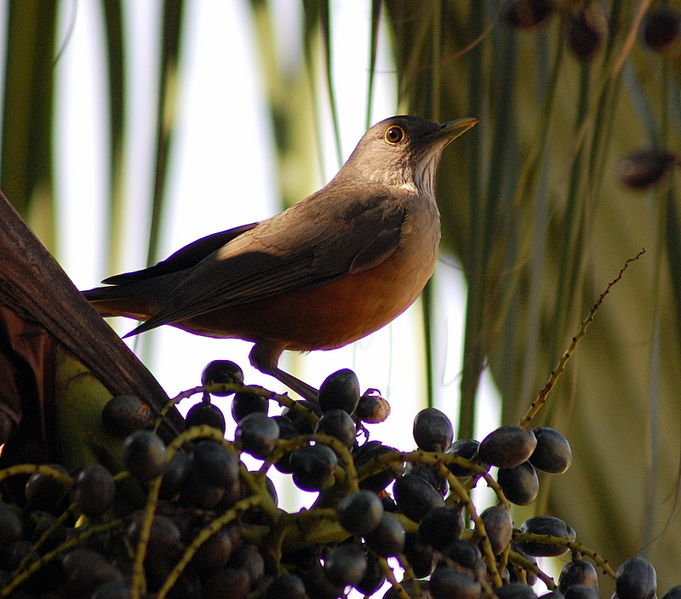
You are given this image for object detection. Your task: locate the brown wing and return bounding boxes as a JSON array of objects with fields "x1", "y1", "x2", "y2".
[
  {"x1": 127, "y1": 190, "x2": 409, "y2": 336},
  {"x1": 102, "y1": 222, "x2": 259, "y2": 284}
]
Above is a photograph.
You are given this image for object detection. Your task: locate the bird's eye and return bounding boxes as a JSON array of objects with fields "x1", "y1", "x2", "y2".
[{"x1": 384, "y1": 125, "x2": 405, "y2": 144}]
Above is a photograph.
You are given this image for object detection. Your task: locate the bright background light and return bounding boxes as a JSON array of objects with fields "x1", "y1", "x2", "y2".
[{"x1": 53, "y1": 0, "x2": 500, "y2": 520}]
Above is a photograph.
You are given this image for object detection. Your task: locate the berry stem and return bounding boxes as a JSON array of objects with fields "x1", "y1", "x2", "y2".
[
  {"x1": 156, "y1": 495, "x2": 263, "y2": 599},
  {"x1": 512, "y1": 533, "x2": 616, "y2": 577},
  {"x1": 1, "y1": 519, "x2": 122, "y2": 598}
]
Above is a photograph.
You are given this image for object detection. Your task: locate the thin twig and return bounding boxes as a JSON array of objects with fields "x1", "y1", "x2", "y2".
[{"x1": 520, "y1": 249, "x2": 645, "y2": 427}]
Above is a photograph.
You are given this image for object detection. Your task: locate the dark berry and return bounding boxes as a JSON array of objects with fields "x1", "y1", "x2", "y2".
[
  {"x1": 567, "y1": 8, "x2": 605, "y2": 62},
  {"x1": 127, "y1": 513, "x2": 182, "y2": 562},
  {"x1": 618, "y1": 149, "x2": 677, "y2": 189},
  {"x1": 122, "y1": 430, "x2": 166, "y2": 481},
  {"x1": 355, "y1": 552, "x2": 386, "y2": 596},
  {"x1": 356, "y1": 441, "x2": 403, "y2": 492},
  {"x1": 0, "y1": 503, "x2": 22, "y2": 544},
  {"x1": 25, "y1": 465, "x2": 70, "y2": 511},
  {"x1": 337, "y1": 490, "x2": 384, "y2": 535},
  {"x1": 505, "y1": 0, "x2": 555, "y2": 29},
  {"x1": 265, "y1": 573, "x2": 308, "y2": 599},
  {"x1": 318, "y1": 368, "x2": 360, "y2": 414},
  {"x1": 530, "y1": 427, "x2": 572, "y2": 473},
  {"x1": 441, "y1": 539, "x2": 483, "y2": 571},
  {"x1": 406, "y1": 461, "x2": 448, "y2": 496},
  {"x1": 323, "y1": 543, "x2": 367, "y2": 587},
  {"x1": 229, "y1": 543, "x2": 265, "y2": 586},
  {"x1": 496, "y1": 582, "x2": 538, "y2": 599},
  {"x1": 642, "y1": 7, "x2": 681, "y2": 56},
  {"x1": 202, "y1": 567, "x2": 250, "y2": 599},
  {"x1": 393, "y1": 473, "x2": 445, "y2": 523},
  {"x1": 478, "y1": 425, "x2": 537, "y2": 468},
  {"x1": 315, "y1": 409, "x2": 356, "y2": 448},
  {"x1": 480, "y1": 504, "x2": 513, "y2": 555},
  {"x1": 418, "y1": 505, "x2": 463, "y2": 550},
  {"x1": 91, "y1": 580, "x2": 132, "y2": 599},
  {"x1": 193, "y1": 440, "x2": 239, "y2": 486},
  {"x1": 235, "y1": 412, "x2": 280, "y2": 458},
  {"x1": 231, "y1": 390, "x2": 268, "y2": 422},
  {"x1": 201, "y1": 360, "x2": 244, "y2": 395},
  {"x1": 159, "y1": 450, "x2": 191, "y2": 499},
  {"x1": 364, "y1": 512, "x2": 405, "y2": 557},
  {"x1": 412, "y1": 407, "x2": 453, "y2": 452},
  {"x1": 430, "y1": 566, "x2": 482, "y2": 599},
  {"x1": 179, "y1": 470, "x2": 226, "y2": 509},
  {"x1": 403, "y1": 532, "x2": 436, "y2": 578},
  {"x1": 185, "y1": 402, "x2": 226, "y2": 435},
  {"x1": 662, "y1": 587, "x2": 681, "y2": 599},
  {"x1": 61, "y1": 548, "x2": 123, "y2": 597},
  {"x1": 101, "y1": 394, "x2": 154, "y2": 435},
  {"x1": 518, "y1": 515, "x2": 576, "y2": 556},
  {"x1": 303, "y1": 563, "x2": 344, "y2": 599},
  {"x1": 559, "y1": 559, "x2": 599, "y2": 593},
  {"x1": 615, "y1": 556, "x2": 656, "y2": 599},
  {"x1": 290, "y1": 444, "x2": 338, "y2": 491},
  {"x1": 446, "y1": 438, "x2": 480, "y2": 476},
  {"x1": 497, "y1": 461, "x2": 539, "y2": 505},
  {"x1": 73, "y1": 464, "x2": 115, "y2": 518},
  {"x1": 191, "y1": 526, "x2": 233, "y2": 573},
  {"x1": 272, "y1": 415, "x2": 297, "y2": 474},
  {"x1": 564, "y1": 585, "x2": 599, "y2": 599}
]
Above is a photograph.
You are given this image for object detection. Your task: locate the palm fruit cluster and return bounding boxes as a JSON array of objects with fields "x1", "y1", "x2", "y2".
[{"x1": 0, "y1": 360, "x2": 677, "y2": 599}]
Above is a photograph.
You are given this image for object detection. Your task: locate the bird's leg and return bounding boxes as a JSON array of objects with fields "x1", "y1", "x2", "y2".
[
  {"x1": 249, "y1": 343, "x2": 320, "y2": 406},
  {"x1": 270, "y1": 366, "x2": 320, "y2": 405}
]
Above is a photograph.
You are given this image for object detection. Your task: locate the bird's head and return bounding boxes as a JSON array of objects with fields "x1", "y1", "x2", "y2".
[{"x1": 337, "y1": 115, "x2": 478, "y2": 197}]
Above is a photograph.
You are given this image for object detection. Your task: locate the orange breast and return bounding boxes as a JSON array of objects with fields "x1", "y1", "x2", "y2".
[{"x1": 180, "y1": 242, "x2": 438, "y2": 351}]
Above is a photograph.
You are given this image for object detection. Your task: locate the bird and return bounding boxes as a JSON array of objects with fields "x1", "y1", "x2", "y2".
[{"x1": 83, "y1": 115, "x2": 477, "y2": 399}]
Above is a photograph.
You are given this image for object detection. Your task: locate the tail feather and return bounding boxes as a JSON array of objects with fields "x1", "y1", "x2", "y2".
[{"x1": 82, "y1": 285, "x2": 154, "y2": 322}]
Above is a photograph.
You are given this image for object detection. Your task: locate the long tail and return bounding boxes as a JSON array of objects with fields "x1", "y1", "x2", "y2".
[{"x1": 82, "y1": 285, "x2": 155, "y2": 321}]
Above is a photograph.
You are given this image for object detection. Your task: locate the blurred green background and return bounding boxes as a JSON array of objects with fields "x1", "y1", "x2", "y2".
[{"x1": 1, "y1": 0, "x2": 680, "y2": 591}]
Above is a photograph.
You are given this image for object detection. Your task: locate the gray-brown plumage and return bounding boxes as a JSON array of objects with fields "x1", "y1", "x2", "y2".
[{"x1": 84, "y1": 115, "x2": 477, "y2": 398}]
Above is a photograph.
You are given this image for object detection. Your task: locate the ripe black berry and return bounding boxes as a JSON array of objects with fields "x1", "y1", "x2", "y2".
[
  {"x1": 122, "y1": 430, "x2": 166, "y2": 481},
  {"x1": 185, "y1": 401, "x2": 226, "y2": 435},
  {"x1": 530, "y1": 427, "x2": 572, "y2": 473},
  {"x1": 559, "y1": 559, "x2": 599, "y2": 593},
  {"x1": 393, "y1": 473, "x2": 445, "y2": 523},
  {"x1": 235, "y1": 412, "x2": 280, "y2": 458},
  {"x1": 364, "y1": 512, "x2": 405, "y2": 557},
  {"x1": 318, "y1": 368, "x2": 360, "y2": 414},
  {"x1": 73, "y1": 464, "x2": 115, "y2": 518},
  {"x1": 201, "y1": 360, "x2": 244, "y2": 395},
  {"x1": 290, "y1": 444, "x2": 338, "y2": 491},
  {"x1": 518, "y1": 515, "x2": 576, "y2": 556},
  {"x1": 231, "y1": 390, "x2": 268, "y2": 423},
  {"x1": 615, "y1": 556, "x2": 657, "y2": 599},
  {"x1": 418, "y1": 505, "x2": 463, "y2": 550},
  {"x1": 479, "y1": 425, "x2": 537, "y2": 468},
  {"x1": 323, "y1": 543, "x2": 367, "y2": 587},
  {"x1": 497, "y1": 461, "x2": 539, "y2": 505},
  {"x1": 430, "y1": 566, "x2": 482, "y2": 599},
  {"x1": 413, "y1": 407, "x2": 454, "y2": 452},
  {"x1": 480, "y1": 505, "x2": 513, "y2": 555},
  {"x1": 337, "y1": 489, "x2": 384, "y2": 535},
  {"x1": 101, "y1": 394, "x2": 155, "y2": 435}
]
